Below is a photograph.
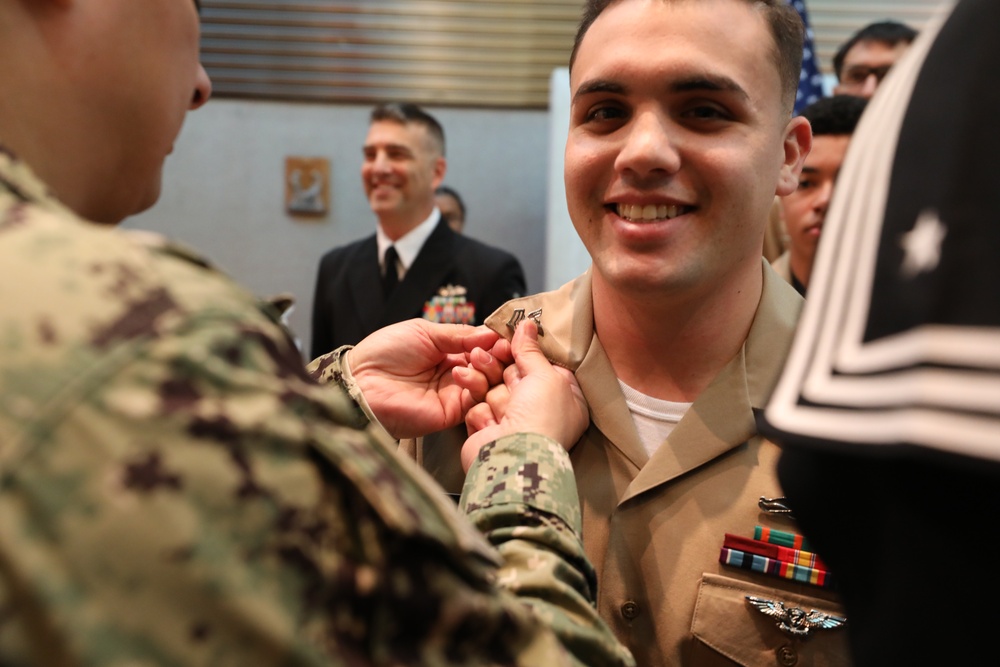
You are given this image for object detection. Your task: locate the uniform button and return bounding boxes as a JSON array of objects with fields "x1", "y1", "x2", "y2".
[
  {"x1": 620, "y1": 601, "x2": 640, "y2": 620},
  {"x1": 776, "y1": 644, "x2": 798, "y2": 667}
]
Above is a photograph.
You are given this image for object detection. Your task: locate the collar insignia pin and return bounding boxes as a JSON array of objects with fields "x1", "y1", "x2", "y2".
[{"x1": 506, "y1": 308, "x2": 543, "y2": 336}]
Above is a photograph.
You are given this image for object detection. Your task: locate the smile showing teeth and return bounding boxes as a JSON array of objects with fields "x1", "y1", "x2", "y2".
[{"x1": 617, "y1": 203, "x2": 688, "y2": 222}]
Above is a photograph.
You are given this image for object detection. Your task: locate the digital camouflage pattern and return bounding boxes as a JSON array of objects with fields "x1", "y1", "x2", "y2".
[{"x1": 0, "y1": 148, "x2": 634, "y2": 667}]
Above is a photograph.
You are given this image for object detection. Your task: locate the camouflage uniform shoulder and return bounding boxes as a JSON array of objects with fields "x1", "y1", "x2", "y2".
[
  {"x1": 1, "y1": 154, "x2": 499, "y2": 559},
  {"x1": 0, "y1": 189, "x2": 490, "y2": 552},
  {"x1": 308, "y1": 347, "x2": 504, "y2": 565},
  {"x1": 0, "y1": 180, "x2": 493, "y2": 664}
]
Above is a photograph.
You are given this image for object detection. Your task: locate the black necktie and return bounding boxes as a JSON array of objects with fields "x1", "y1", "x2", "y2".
[{"x1": 382, "y1": 245, "x2": 399, "y2": 296}]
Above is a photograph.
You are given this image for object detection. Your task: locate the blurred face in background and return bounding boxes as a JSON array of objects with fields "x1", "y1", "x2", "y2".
[
  {"x1": 435, "y1": 191, "x2": 465, "y2": 233},
  {"x1": 781, "y1": 133, "x2": 850, "y2": 285},
  {"x1": 362, "y1": 120, "x2": 446, "y2": 230},
  {"x1": 835, "y1": 40, "x2": 911, "y2": 98}
]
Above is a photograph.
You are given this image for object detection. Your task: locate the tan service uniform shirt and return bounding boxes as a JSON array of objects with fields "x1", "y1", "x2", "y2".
[
  {"x1": 771, "y1": 250, "x2": 793, "y2": 284},
  {"x1": 403, "y1": 262, "x2": 851, "y2": 667}
]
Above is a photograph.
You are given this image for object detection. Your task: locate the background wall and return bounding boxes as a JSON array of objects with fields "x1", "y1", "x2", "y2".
[
  {"x1": 127, "y1": 0, "x2": 951, "y2": 359},
  {"x1": 125, "y1": 101, "x2": 551, "y2": 357}
]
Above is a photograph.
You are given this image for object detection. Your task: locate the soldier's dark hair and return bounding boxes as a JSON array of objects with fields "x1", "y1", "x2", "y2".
[
  {"x1": 800, "y1": 95, "x2": 868, "y2": 137},
  {"x1": 435, "y1": 185, "x2": 466, "y2": 219},
  {"x1": 370, "y1": 103, "x2": 446, "y2": 157},
  {"x1": 833, "y1": 21, "x2": 918, "y2": 80},
  {"x1": 567, "y1": 0, "x2": 805, "y2": 115}
]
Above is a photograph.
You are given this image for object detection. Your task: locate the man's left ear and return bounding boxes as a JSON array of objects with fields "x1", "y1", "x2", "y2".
[{"x1": 776, "y1": 116, "x2": 812, "y2": 197}]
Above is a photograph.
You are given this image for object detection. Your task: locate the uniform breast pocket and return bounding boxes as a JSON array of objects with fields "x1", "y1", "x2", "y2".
[{"x1": 690, "y1": 574, "x2": 851, "y2": 667}]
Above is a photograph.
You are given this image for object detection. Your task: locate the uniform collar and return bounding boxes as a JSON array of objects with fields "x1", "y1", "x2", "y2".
[
  {"x1": 484, "y1": 267, "x2": 595, "y2": 372},
  {"x1": 0, "y1": 145, "x2": 76, "y2": 221},
  {"x1": 486, "y1": 261, "x2": 803, "y2": 496},
  {"x1": 376, "y1": 208, "x2": 441, "y2": 272},
  {"x1": 485, "y1": 260, "x2": 801, "y2": 402}
]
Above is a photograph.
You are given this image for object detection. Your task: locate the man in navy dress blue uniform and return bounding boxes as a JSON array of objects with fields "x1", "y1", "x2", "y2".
[{"x1": 310, "y1": 103, "x2": 526, "y2": 358}]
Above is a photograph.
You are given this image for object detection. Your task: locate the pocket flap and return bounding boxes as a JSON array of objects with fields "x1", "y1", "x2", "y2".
[{"x1": 691, "y1": 574, "x2": 850, "y2": 667}]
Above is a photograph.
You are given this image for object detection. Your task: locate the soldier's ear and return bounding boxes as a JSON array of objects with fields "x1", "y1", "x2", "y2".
[{"x1": 776, "y1": 116, "x2": 812, "y2": 197}]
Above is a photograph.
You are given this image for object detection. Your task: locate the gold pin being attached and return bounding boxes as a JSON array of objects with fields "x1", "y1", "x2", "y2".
[{"x1": 506, "y1": 308, "x2": 543, "y2": 336}]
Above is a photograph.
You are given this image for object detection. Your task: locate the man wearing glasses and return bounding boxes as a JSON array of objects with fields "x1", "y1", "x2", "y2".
[{"x1": 833, "y1": 20, "x2": 917, "y2": 99}]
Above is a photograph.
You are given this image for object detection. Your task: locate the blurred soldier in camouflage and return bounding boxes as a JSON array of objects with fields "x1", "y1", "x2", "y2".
[{"x1": 0, "y1": 1, "x2": 633, "y2": 665}]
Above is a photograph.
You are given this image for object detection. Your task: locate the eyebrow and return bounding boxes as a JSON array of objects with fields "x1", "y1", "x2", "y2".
[
  {"x1": 671, "y1": 74, "x2": 749, "y2": 101},
  {"x1": 362, "y1": 143, "x2": 414, "y2": 155},
  {"x1": 572, "y1": 79, "x2": 627, "y2": 104},
  {"x1": 573, "y1": 74, "x2": 750, "y2": 104}
]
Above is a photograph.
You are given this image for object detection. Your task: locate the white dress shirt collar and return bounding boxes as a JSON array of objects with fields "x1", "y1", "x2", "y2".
[{"x1": 376, "y1": 208, "x2": 441, "y2": 275}]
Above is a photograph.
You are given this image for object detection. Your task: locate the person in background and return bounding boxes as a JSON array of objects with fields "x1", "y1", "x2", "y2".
[
  {"x1": 0, "y1": 1, "x2": 633, "y2": 664},
  {"x1": 435, "y1": 184, "x2": 466, "y2": 233},
  {"x1": 772, "y1": 94, "x2": 867, "y2": 295},
  {"x1": 310, "y1": 103, "x2": 525, "y2": 358},
  {"x1": 832, "y1": 20, "x2": 917, "y2": 98},
  {"x1": 763, "y1": 0, "x2": 1000, "y2": 663}
]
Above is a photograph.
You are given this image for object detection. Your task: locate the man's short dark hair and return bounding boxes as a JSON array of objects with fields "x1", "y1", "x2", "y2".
[
  {"x1": 435, "y1": 185, "x2": 466, "y2": 219},
  {"x1": 370, "y1": 103, "x2": 446, "y2": 156},
  {"x1": 833, "y1": 21, "x2": 918, "y2": 80},
  {"x1": 568, "y1": 0, "x2": 805, "y2": 115},
  {"x1": 800, "y1": 95, "x2": 868, "y2": 137}
]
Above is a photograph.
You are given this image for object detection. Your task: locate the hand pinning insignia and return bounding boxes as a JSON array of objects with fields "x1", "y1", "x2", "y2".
[{"x1": 745, "y1": 596, "x2": 846, "y2": 638}]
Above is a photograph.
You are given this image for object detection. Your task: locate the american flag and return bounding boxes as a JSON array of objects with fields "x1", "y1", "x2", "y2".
[{"x1": 790, "y1": 0, "x2": 825, "y2": 113}]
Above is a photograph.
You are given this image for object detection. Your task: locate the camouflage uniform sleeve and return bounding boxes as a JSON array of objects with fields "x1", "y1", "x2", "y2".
[
  {"x1": 305, "y1": 344, "x2": 372, "y2": 430},
  {"x1": 461, "y1": 435, "x2": 637, "y2": 667},
  {"x1": 0, "y1": 290, "x2": 621, "y2": 666},
  {"x1": 0, "y1": 221, "x2": 633, "y2": 666}
]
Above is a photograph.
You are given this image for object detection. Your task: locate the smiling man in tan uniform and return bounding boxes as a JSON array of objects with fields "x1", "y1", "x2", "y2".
[{"x1": 406, "y1": 0, "x2": 853, "y2": 664}]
